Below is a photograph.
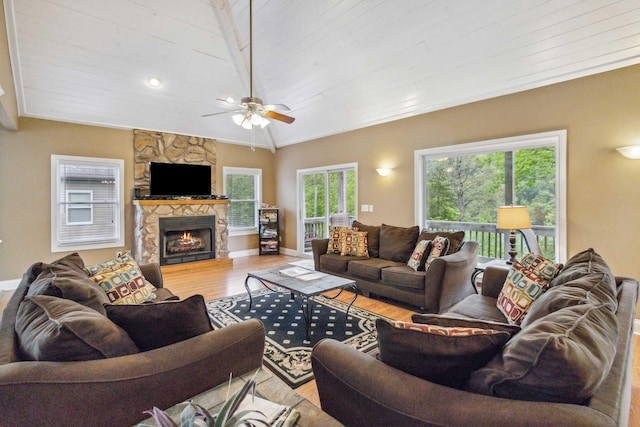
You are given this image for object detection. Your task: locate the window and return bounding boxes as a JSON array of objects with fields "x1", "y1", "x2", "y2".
[
  {"x1": 66, "y1": 190, "x2": 93, "y2": 225},
  {"x1": 51, "y1": 155, "x2": 124, "y2": 252},
  {"x1": 414, "y1": 130, "x2": 566, "y2": 262},
  {"x1": 298, "y1": 163, "x2": 358, "y2": 255},
  {"x1": 223, "y1": 167, "x2": 262, "y2": 234}
]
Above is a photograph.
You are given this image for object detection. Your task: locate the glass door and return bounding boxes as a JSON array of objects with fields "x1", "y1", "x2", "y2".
[{"x1": 298, "y1": 164, "x2": 357, "y2": 255}]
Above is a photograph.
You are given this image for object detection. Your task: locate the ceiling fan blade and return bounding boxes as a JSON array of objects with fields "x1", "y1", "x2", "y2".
[
  {"x1": 262, "y1": 103, "x2": 290, "y2": 112},
  {"x1": 264, "y1": 110, "x2": 295, "y2": 124},
  {"x1": 201, "y1": 109, "x2": 243, "y2": 118}
]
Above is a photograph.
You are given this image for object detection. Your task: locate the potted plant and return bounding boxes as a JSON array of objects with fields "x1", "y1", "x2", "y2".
[{"x1": 138, "y1": 372, "x2": 271, "y2": 427}]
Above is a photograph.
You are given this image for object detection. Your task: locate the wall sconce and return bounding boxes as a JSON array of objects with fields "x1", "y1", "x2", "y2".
[
  {"x1": 497, "y1": 205, "x2": 531, "y2": 264},
  {"x1": 616, "y1": 145, "x2": 640, "y2": 159},
  {"x1": 376, "y1": 168, "x2": 391, "y2": 176}
]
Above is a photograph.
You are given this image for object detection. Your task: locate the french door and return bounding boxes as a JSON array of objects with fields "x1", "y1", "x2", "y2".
[{"x1": 297, "y1": 163, "x2": 357, "y2": 255}]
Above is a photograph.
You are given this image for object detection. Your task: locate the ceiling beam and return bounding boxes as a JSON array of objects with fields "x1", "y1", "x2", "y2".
[{"x1": 209, "y1": 0, "x2": 277, "y2": 153}]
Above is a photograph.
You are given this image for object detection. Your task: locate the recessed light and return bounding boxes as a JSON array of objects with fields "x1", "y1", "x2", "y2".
[{"x1": 147, "y1": 77, "x2": 163, "y2": 88}]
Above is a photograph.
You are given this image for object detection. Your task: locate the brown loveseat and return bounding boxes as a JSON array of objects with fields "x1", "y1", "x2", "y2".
[
  {"x1": 0, "y1": 254, "x2": 265, "y2": 426},
  {"x1": 312, "y1": 222, "x2": 478, "y2": 312},
  {"x1": 312, "y1": 249, "x2": 639, "y2": 426}
]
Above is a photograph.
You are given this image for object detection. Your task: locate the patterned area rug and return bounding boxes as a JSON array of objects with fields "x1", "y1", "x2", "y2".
[{"x1": 206, "y1": 288, "x2": 384, "y2": 388}]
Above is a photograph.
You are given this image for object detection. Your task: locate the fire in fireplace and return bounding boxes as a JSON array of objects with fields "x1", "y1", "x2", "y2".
[{"x1": 159, "y1": 216, "x2": 215, "y2": 265}]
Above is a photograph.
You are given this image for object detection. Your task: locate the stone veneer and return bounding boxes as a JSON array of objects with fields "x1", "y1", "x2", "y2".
[
  {"x1": 133, "y1": 129, "x2": 217, "y2": 194},
  {"x1": 132, "y1": 129, "x2": 228, "y2": 264},
  {"x1": 133, "y1": 200, "x2": 229, "y2": 265}
]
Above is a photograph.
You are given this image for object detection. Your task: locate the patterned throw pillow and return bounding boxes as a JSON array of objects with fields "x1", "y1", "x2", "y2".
[
  {"x1": 496, "y1": 253, "x2": 562, "y2": 325},
  {"x1": 407, "y1": 239, "x2": 431, "y2": 271},
  {"x1": 424, "y1": 236, "x2": 450, "y2": 270},
  {"x1": 376, "y1": 319, "x2": 510, "y2": 389},
  {"x1": 326, "y1": 226, "x2": 352, "y2": 254},
  {"x1": 85, "y1": 253, "x2": 157, "y2": 304},
  {"x1": 340, "y1": 229, "x2": 369, "y2": 257}
]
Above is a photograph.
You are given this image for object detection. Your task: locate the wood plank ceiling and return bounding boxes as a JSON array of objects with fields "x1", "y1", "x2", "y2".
[{"x1": 5, "y1": 0, "x2": 640, "y2": 151}]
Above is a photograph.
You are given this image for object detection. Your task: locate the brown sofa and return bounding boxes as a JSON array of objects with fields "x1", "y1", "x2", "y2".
[
  {"x1": 0, "y1": 255, "x2": 265, "y2": 426},
  {"x1": 312, "y1": 222, "x2": 478, "y2": 312},
  {"x1": 312, "y1": 249, "x2": 639, "y2": 427}
]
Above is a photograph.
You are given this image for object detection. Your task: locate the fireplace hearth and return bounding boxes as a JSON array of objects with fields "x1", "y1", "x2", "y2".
[{"x1": 159, "y1": 216, "x2": 215, "y2": 265}]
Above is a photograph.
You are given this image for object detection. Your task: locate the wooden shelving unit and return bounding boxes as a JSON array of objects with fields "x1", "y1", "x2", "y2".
[{"x1": 259, "y1": 208, "x2": 280, "y2": 255}]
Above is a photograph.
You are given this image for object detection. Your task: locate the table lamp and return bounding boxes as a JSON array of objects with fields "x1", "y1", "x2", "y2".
[{"x1": 497, "y1": 205, "x2": 531, "y2": 264}]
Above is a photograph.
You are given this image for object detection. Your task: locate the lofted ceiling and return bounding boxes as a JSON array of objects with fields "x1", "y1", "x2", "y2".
[{"x1": 4, "y1": 0, "x2": 640, "y2": 151}]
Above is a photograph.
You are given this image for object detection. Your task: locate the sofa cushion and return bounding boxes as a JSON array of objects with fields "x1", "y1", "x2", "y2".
[
  {"x1": 352, "y1": 221, "x2": 380, "y2": 258},
  {"x1": 320, "y1": 253, "x2": 367, "y2": 274},
  {"x1": 348, "y1": 258, "x2": 404, "y2": 281},
  {"x1": 411, "y1": 314, "x2": 521, "y2": 338},
  {"x1": 467, "y1": 249, "x2": 619, "y2": 404},
  {"x1": 424, "y1": 236, "x2": 450, "y2": 270},
  {"x1": 378, "y1": 224, "x2": 419, "y2": 262},
  {"x1": 521, "y1": 248, "x2": 617, "y2": 327},
  {"x1": 15, "y1": 295, "x2": 139, "y2": 361},
  {"x1": 27, "y1": 253, "x2": 110, "y2": 315},
  {"x1": 380, "y1": 266, "x2": 426, "y2": 290},
  {"x1": 377, "y1": 319, "x2": 510, "y2": 389},
  {"x1": 407, "y1": 239, "x2": 431, "y2": 271},
  {"x1": 445, "y1": 294, "x2": 510, "y2": 323},
  {"x1": 418, "y1": 230, "x2": 465, "y2": 255},
  {"x1": 496, "y1": 253, "x2": 562, "y2": 325},
  {"x1": 85, "y1": 253, "x2": 157, "y2": 304},
  {"x1": 105, "y1": 295, "x2": 213, "y2": 351},
  {"x1": 340, "y1": 229, "x2": 369, "y2": 257}
]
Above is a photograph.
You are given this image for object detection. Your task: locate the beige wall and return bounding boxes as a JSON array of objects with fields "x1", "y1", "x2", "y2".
[
  {"x1": 215, "y1": 143, "x2": 276, "y2": 253},
  {"x1": 0, "y1": 119, "x2": 276, "y2": 279},
  {"x1": 275, "y1": 64, "x2": 640, "y2": 282}
]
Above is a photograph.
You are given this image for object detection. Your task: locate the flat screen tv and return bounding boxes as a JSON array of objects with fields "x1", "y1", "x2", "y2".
[{"x1": 149, "y1": 162, "x2": 211, "y2": 196}]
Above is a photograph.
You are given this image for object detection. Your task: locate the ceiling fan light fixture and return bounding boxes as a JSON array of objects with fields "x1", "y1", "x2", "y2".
[
  {"x1": 260, "y1": 117, "x2": 270, "y2": 128},
  {"x1": 232, "y1": 113, "x2": 245, "y2": 126},
  {"x1": 250, "y1": 113, "x2": 263, "y2": 126},
  {"x1": 241, "y1": 117, "x2": 253, "y2": 130}
]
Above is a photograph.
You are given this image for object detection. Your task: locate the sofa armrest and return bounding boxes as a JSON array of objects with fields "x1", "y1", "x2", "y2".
[
  {"x1": 423, "y1": 241, "x2": 478, "y2": 312},
  {"x1": 311, "y1": 339, "x2": 612, "y2": 427},
  {"x1": 0, "y1": 319, "x2": 265, "y2": 427},
  {"x1": 312, "y1": 238, "x2": 330, "y2": 271},
  {"x1": 480, "y1": 265, "x2": 510, "y2": 298},
  {"x1": 139, "y1": 262, "x2": 164, "y2": 288}
]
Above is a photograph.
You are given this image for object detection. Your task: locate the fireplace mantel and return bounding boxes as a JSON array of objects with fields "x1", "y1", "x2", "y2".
[
  {"x1": 133, "y1": 199, "x2": 229, "y2": 264},
  {"x1": 133, "y1": 199, "x2": 230, "y2": 206}
]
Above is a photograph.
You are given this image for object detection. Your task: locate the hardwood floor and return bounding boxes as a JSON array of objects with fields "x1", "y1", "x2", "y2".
[{"x1": 1, "y1": 254, "x2": 639, "y2": 424}]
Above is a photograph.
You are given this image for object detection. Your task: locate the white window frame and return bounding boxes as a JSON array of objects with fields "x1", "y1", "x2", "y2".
[
  {"x1": 223, "y1": 167, "x2": 262, "y2": 236},
  {"x1": 65, "y1": 190, "x2": 94, "y2": 225},
  {"x1": 51, "y1": 155, "x2": 124, "y2": 252},
  {"x1": 414, "y1": 130, "x2": 567, "y2": 263}
]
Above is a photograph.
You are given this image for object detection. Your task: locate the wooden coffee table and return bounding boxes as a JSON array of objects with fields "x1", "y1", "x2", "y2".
[
  {"x1": 135, "y1": 369, "x2": 343, "y2": 426},
  {"x1": 244, "y1": 266, "x2": 357, "y2": 340}
]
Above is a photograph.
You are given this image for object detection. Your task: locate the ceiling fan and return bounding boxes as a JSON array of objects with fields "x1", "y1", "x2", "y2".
[{"x1": 202, "y1": 0, "x2": 295, "y2": 130}]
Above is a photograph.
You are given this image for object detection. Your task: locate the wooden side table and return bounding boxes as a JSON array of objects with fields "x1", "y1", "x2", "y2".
[{"x1": 134, "y1": 369, "x2": 343, "y2": 426}]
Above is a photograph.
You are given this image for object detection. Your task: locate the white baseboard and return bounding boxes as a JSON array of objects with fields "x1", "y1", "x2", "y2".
[
  {"x1": 229, "y1": 247, "x2": 301, "y2": 258},
  {"x1": 229, "y1": 249, "x2": 259, "y2": 258},
  {"x1": 0, "y1": 279, "x2": 20, "y2": 291},
  {"x1": 634, "y1": 319, "x2": 640, "y2": 335}
]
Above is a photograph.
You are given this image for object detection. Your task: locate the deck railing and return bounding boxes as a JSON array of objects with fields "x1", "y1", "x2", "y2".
[
  {"x1": 303, "y1": 218, "x2": 556, "y2": 261},
  {"x1": 426, "y1": 220, "x2": 556, "y2": 261}
]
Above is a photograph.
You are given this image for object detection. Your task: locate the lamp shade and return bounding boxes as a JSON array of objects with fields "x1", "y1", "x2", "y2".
[{"x1": 497, "y1": 206, "x2": 531, "y2": 229}]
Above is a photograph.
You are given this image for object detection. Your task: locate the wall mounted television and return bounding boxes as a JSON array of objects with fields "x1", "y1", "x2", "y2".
[{"x1": 149, "y1": 162, "x2": 212, "y2": 196}]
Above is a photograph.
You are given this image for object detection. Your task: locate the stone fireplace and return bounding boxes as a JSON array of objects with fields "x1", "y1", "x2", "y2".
[{"x1": 133, "y1": 199, "x2": 229, "y2": 265}]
